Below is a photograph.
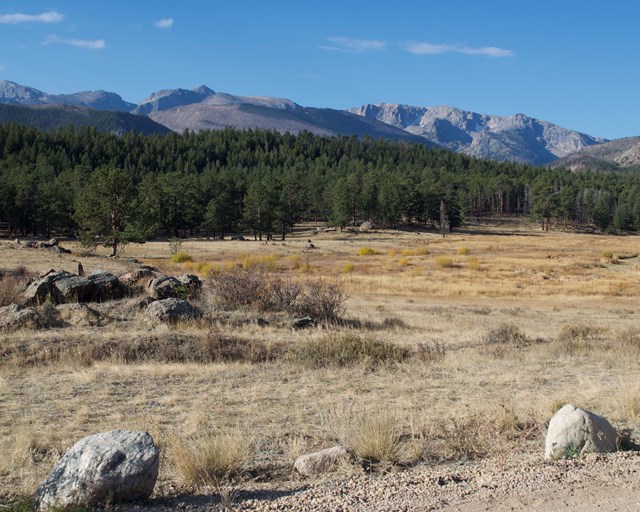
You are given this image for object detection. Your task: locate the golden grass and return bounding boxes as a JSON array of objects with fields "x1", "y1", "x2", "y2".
[{"x1": 1, "y1": 224, "x2": 640, "y2": 498}]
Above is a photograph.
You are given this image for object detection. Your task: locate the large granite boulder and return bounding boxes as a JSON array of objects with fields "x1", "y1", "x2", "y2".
[
  {"x1": 143, "y1": 298, "x2": 202, "y2": 324},
  {"x1": 35, "y1": 430, "x2": 159, "y2": 510},
  {"x1": 0, "y1": 303, "x2": 40, "y2": 330},
  {"x1": 545, "y1": 404, "x2": 618, "y2": 459}
]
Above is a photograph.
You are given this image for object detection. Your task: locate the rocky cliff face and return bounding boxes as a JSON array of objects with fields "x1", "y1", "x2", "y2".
[
  {"x1": 348, "y1": 104, "x2": 607, "y2": 165},
  {"x1": 550, "y1": 136, "x2": 640, "y2": 171}
]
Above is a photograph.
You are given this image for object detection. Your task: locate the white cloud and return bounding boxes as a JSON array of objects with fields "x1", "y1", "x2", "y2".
[
  {"x1": 154, "y1": 18, "x2": 174, "y2": 29},
  {"x1": 0, "y1": 11, "x2": 65, "y2": 24},
  {"x1": 44, "y1": 36, "x2": 106, "y2": 50},
  {"x1": 404, "y1": 41, "x2": 514, "y2": 58},
  {"x1": 320, "y1": 36, "x2": 387, "y2": 53}
]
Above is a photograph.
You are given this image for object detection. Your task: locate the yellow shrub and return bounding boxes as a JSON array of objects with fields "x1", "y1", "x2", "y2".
[
  {"x1": 343, "y1": 262, "x2": 355, "y2": 273},
  {"x1": 398, "y1": 257, "x2": 410, "y2": 267},
  {"x1": 456, "y1": 246, "x2": 471, "y2": 256},
  {"x1": 171, "y1": 252, "x2": 193, "y2": 263},
  {"x1": 358, "y1": 247, "x2": 379, "y2": 256},
  {"x1": 467, "y1": 257, "x2": 481, "y2": 271},
  {"x1": 435, "y1": 256, "x2": 454, "y2": 268}
]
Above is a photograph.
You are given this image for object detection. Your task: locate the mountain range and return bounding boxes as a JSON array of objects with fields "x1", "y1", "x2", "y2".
[{"x1": 0, "y1": 79, "x2": 632, "y2": 168}]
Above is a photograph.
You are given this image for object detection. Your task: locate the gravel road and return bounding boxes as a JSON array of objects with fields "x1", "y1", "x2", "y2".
[{"x1": 113, "y1": 451, "x2": 639, "y2": 511}]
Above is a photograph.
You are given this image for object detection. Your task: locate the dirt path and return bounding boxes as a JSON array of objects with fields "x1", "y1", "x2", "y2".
[{"x1": 231, "y1": 451, "x2": 640, "y2": 511}]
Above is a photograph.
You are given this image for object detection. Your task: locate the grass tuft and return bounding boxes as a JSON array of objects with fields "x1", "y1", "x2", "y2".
[{"x1": 171, "y1": 429, "x2": 253, "y2": 487}]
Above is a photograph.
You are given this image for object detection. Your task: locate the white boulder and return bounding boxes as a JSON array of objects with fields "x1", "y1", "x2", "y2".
[
  {"x1": 35, "y1": 430, "x2": 159, "y2": 510},
  {"x1": 544, "y1": 404, "x2": 618, "y2": 460}
]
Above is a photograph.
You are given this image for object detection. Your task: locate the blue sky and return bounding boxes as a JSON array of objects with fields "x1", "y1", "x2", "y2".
[{"x1": 0, "y1": 0, "x2": 638, "y2": 139}]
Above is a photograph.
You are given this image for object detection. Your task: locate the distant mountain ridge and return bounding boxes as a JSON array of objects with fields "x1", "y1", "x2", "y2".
[
  {"x1": 0, "y1": 79, "x2": 134, "y2": 112},
  {"x1": 0, "y1": 79, "x2": 619, "y2": 166},
  {"x1": 348, "y1": 104, "x2": 606, "y2": 166}
]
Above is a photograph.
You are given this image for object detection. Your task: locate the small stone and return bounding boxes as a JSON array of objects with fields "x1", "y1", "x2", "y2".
[{"x1": 294, "y1": 445, "x2": 350, "y2": 476}]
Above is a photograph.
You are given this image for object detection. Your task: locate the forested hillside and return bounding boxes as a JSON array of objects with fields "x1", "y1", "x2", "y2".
[{"x1": 1, "y1": 124, "x2": 639, "y2": 247}]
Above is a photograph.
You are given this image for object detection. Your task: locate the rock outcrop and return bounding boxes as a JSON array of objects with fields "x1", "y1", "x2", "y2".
[{"x1": 23, "y1": 270, "x2": 126, "y2": 305}]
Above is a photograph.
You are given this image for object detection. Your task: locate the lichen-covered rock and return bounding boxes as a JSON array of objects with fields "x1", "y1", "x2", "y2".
[
  {"x1": 35, "y1": 430, "x2": 159, "y2": 510},
  {"x1": 143, "y1": 297, "x2": 202, "y2": 324},
  {"x1": 545, "y1": 404, "x2": 618, "y2": 460},
  {"x1": 87, "y1": 270, "x2": 126, "y2": 301},
  {"x1": 146, "y1": 275, "x2": 182, "y2": 299},
  {"x1": 0, "y1": 303, "x2": 40, "y2": 330},
  {"x1": 53, "y1": 275, "x2": 94, "y2": 303},
  {"x1": 294, "y1": 445, "x2": 350, "y2": 476}
]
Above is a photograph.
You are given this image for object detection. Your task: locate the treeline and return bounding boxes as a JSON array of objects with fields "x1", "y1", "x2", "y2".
[{"x1": 1, "y1": 123, "x2": 640, "y2": 247}]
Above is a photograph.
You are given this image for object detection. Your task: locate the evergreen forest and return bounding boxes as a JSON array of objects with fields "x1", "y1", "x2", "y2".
[{"x1": 1, "y1": 124, "x2": 639, "y2": 252}]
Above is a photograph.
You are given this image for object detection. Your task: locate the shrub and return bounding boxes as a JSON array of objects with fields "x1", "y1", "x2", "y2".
[
  {"x1": 602, "y1": 250, "x2": 614, "y2": 259},
  {"x1": 288, "y1": 333, "x2": 410, "y2": 369},
  {"x1": 415, "y1": 341, "x2": 446, "y2": 363},
  {"x1": 456, "y1": 246, "x2": 471, "y2": 255},
  {"x1": 358, "y1": 247, "x2": 379, "y2": 256},
  {"x1": 556, "y1": 323, "x2": 606, "y2": 354},
  {"x1": 481, "y1": 323, "x2": 531, "y2": 346},
  {"x1": 0, "y1": 273, "x2": 27, "y2": 307},
  {"x1": 434, "y1": 256, "x2": 454, "y2": 268},
  {"x1": 342, "y1": 262, "x2": 355, "y2": 273},
  {"x1": 171, "y1": 429, "x2": 253, "y2": 487},
  {"x1": 208, "y1": 268, "x2": 345, "y2": 322},
  {"x1": 171, "y1": 252, "x2": 193, "y2": 263},
  {"x1": 293, "y1": 279, "x2": 346, "y2": 322},
  {"x1": 615, "y1": 327, "x2": 640, "y2": 352},
  {"x1": 467, "y1": 257, "x2": 481, "y2": 271}
]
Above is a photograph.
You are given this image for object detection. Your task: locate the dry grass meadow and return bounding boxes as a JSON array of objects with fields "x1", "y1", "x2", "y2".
[{"x1": 1, "y1": 221, "x2": 640, "y2": 503}]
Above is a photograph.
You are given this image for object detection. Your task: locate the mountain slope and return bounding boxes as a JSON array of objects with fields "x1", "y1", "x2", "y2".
[
  {"x1": 348, "y1": 104, "x2": 606, "y2": 165},
  {"x1": 0, "y1": 80, "x2": 135, "y2": 111},
  {"x1": 147, "y1": 93, "x2": 431, "y2": 144},
  {"x1": 549, "y1": 136, "x2": 640, "y2": 171},
  {"x1": 0, "y1": 103, "x2": 170, "y2": 135}
]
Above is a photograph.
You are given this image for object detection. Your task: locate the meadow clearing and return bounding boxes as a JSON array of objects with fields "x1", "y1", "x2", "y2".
[{"x1": 1, "y1": 221, "x2": 639, "y2": 505}]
